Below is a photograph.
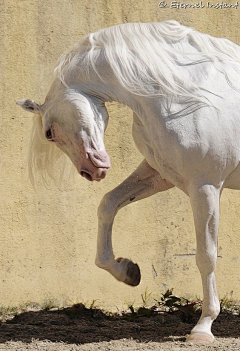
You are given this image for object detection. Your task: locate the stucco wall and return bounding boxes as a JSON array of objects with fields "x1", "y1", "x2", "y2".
[{"x1": 1, "y1": 0, "x2": 240, "y2": 310}]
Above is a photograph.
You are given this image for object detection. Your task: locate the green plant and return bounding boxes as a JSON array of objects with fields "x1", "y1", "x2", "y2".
[
  {"x1": 220, "y1": 294, "x2": 240, "y2": 315},
  {"x1": 42, "y1": 299, "x2": 58, "y2": 311},
  {"x1": 141, "y1": 288, "x2": 152, "y2": 307},
  {"x1": 155, "y1": 288, "x2": 202, "y2": 323}
]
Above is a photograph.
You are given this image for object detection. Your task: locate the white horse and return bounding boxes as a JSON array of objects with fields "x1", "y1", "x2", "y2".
[{"x1": 17, "y1": 20, "x2": 240, "y2": 343}]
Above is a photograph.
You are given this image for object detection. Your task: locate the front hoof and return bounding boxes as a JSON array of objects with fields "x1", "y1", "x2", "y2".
[
  {"x1": 116, "y1": 258, "x2": 141, "y2": 286},
  {"x1": 186, "y1": 333, "x2": 214, "y2": 343}
]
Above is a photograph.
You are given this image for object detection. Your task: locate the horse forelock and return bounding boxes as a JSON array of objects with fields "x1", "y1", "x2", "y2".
[{"x1": 29, "y1": 113, "x2": 67, "y2": 185}]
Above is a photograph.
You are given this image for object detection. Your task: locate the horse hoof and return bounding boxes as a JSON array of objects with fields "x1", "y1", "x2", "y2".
[
  {"x1": 186, "y1": 333, "x2": 214, "y2": 343},
  {"x1": 125, "y1": 260, "x2": 141, "y2": 286},
  {"x1": 116, "y1": 258, "x2": 141, "y2": 286}
]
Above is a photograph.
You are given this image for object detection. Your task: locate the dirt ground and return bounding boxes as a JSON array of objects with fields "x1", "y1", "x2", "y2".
[{"x1": 0, "y1": 304, "x2": 239, "y2": 351}]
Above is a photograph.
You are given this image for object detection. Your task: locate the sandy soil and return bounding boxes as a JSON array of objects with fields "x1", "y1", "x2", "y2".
[{"x1": 0, "y1": 304, "x2": 239, "y2": 350}]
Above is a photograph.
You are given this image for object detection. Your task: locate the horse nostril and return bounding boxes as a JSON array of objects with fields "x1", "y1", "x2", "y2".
[{"x1": 80, "y1": 171, "x2": 93, "y2": 181}]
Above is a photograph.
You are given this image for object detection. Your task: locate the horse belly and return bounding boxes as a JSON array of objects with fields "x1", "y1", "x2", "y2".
[
  {"x1": 132, "y1": 106, "x2": 240, "y2": 193},
  {"x1": 225, "y1": 163, "x2": 240, "y2": 190}
]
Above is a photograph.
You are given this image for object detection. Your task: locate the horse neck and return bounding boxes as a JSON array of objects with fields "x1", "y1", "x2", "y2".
[{"x1": 63, "y1": 53, "x2": 143, "y2": 114}]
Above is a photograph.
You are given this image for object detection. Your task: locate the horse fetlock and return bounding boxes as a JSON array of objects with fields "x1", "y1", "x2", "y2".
[
  {"x1": 202, "y1": 304, "x2": 220, "y2": 321},
  {"x1": 96, "y1": 257, "x2": 141, "y2": 286},
  {"x1": 116, "y1": 257, "x2": 141, "y2": 286},
  {"x1": 95, "y1": 257, "x2": 114, "y2": 270},
  {"x1": 189, "y1": 314, "x2": 216, "y2": 343}
]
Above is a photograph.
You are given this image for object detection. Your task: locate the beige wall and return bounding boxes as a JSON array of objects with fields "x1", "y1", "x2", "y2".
[{"x1": 1, "y1": 0, "x2": 240, "y2": 310}]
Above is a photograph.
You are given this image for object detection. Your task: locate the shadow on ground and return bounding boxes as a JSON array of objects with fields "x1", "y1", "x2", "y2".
[{"x1": 0, "y1": 304, "x2": 238, "y2": 344}]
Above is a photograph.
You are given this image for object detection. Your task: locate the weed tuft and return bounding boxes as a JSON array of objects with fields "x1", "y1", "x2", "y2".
[{"x1": 0, "y1": 289, "x2": 240, "y2": 324}]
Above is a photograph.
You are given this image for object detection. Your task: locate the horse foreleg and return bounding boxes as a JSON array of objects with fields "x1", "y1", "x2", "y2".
[
  {"x1": 187, "y1": 183, "x2": 221, "y2": 343},
  {"x1": 96, "y1": 159, "x2": 174, "y2": 286}
]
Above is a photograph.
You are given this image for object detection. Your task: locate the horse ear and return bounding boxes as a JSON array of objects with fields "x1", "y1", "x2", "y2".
[{"x1": 16, "y1": 99, "x2": 42, "y2": 114}]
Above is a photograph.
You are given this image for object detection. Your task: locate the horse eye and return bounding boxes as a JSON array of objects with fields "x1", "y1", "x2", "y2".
[{"x1": 45, "y1": 128, "x2": 53, "y2": 140}]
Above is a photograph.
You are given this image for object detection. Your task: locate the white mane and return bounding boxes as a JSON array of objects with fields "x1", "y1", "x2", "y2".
[{"x1": 56, "y1": 20, "x2": 240, "y2": 105}]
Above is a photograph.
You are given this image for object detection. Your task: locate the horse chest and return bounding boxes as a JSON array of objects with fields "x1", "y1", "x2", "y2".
[
  {"x1": 132, "y1": 113, "x2": 160, "y2": 170},
  {"x1": 132, "y1": 113, "x2": 180, "y2": 183}
]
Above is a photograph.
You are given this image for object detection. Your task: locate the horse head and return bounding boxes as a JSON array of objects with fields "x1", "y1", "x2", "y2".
[{"x1": 17, "y1": 88, "x2": 110, "y2": 182}]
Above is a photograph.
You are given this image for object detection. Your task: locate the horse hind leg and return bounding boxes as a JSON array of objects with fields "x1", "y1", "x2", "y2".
[
  {"x1": 96, "y1": 159, "x2": 174, "y2": 286},
  {"x1": 187, "y1": 182, "x2": 221, "y2": 343}
]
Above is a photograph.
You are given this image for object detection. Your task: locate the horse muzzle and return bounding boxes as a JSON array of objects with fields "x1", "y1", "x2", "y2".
[
  {"x1": 87, "y1": 150, "x2": 111, "y2": 169},
  {"x1": 80, "y1": 150, "x2": 111, "y2": 182},
  {"x1": 80, "y1": 167, "x2": 108, "y2": 182}
]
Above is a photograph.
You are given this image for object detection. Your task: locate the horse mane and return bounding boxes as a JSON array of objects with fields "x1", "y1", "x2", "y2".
[{"x1": 55, "y1": 20, "x2": 240, "y2": 107}]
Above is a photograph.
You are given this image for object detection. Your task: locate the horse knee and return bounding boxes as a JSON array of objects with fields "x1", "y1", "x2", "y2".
[{"x1": 98, "y1": 192, "x2": 117, "y2": 219}]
